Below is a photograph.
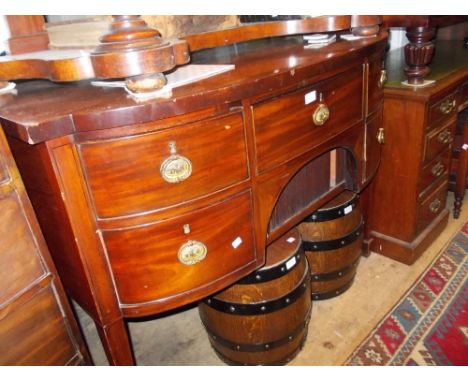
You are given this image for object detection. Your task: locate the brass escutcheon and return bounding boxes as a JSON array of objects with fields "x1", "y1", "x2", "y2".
[
  {"x1": 177, "y1": 240, "x2": 207, "y2": 265},
  {"x1": 160, "y1": 154, "x2": 192, "y2": 183},
  {"x1": 312, "y1": 103, "x2": 330, "y2": 126}
]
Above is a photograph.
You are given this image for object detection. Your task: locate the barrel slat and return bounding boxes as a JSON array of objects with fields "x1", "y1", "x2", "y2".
[
  {"x1": 299, "y1": 190, "x2": 362, "y2": 299},
  {"x1": 198, "y1": 228, "x2": 311, "y2": 366}
]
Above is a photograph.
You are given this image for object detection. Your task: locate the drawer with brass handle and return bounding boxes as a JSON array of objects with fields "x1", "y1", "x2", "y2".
[
  {"x1": 102, "y1": 191, "x2": 256, "y2": 308},
  {"x1": 367, "y1": 59, "x2": 385, "y2": 116},
  {"x1": 424, "y1": 120, "x2": 455, "y2": 164},
  {"x1": 252, "y1": 65, "x2": 363, "y2": 173},
  {"x1": 416, "y1": 180, "x2": 448, "y2": 235},
  {"x1": 419, "y1": 149, "x2": 451, "y2": 199},
  {"x1": 428, "y1": 91, "x2": 458, "y2": 129},
  {"x1": 79, "y1": 112, "x2": 249, "y2": 219}
]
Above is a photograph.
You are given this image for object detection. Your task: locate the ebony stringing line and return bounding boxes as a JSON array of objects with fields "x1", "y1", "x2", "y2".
[
  {"x1": 303, "y1": 194, "x2": 359, "y2": 222},
  {"x1": 302, "y1": 220, "x2": 363, "y2": 252},
  {"x1": 237, "y1": 246, "x2": 302, "y2": 285}
]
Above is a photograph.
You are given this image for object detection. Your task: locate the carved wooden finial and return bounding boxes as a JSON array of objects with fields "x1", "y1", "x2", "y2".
[
  {"x1": 94, "y1": 15, "x2": 163, "y2": 53},
  {"x1": 90, "y1": 15, "x2": 190, "y2": 91}
]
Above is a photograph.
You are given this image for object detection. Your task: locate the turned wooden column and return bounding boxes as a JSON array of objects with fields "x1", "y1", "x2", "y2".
[{"x1": 404, "y1": 26, "x2": 436, "y2": 85}]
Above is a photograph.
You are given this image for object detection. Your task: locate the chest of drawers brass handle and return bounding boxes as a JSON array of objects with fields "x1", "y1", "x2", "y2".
[
  {"x1": 429, "y1": 198, "x2": 441, "y2": 214},
  {"x1": 177, "y1": 240, "x2": 208, "y2": 265},
  {"x1": 431, "y1": 162, "x2": 445, "y2": 177},
  {"x1": 439, "y1": 99, "x2": 456, "y2": 115},
  {"x1": 312, "y1": 103, "x2": 330, "y2": 126},
  {"x1": 436, "y1": 129, "x2": 451, "y2": 144}
]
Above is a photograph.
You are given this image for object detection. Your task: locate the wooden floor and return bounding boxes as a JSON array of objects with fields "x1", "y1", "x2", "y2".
[{"x1": 74, "y1": 193, "x2": 468, "y2": 366}]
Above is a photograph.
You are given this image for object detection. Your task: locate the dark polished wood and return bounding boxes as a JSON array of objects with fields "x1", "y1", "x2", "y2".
[
  {"x1": 184, "y1": 16, "x2": 382, "y2": 51},
  {"x1": 382, "y1": 16, "x2": 468, "y2": 85},
  {"x1": 0, "y1": 30, "x2": 387, "y2": 365},
  {"x1": 0, "y1": 126, "x2": 90, "y2": 365},
  {"x1": 6, "y1": 16, "x2": 49, "y2": 54},
  {"x1": 0, "y1": 15, "x2": 190, "y2": 87},
  {"x1": 367, "y1": 41, "x2": 468, "y2": 264}
]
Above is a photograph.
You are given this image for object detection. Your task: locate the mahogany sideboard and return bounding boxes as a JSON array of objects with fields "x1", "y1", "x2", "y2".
[
  {"x1": 367, "y1": 41, "x2": 468, "y2": 265},
  {"x1": 0, "y1": 125, "x2": 90, "y2": 365},
  {"x1": 0, "y1": 31, "x2": 387, "y2": 365}
]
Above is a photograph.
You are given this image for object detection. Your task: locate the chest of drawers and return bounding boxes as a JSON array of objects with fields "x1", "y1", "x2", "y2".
[
  {"x1": 0, "y1": 32, "x2": 387, "y2": 365},
  {"x1": 367, "y1": 41, "x2": 468, "y2": 264},
  {"x1": 0, "y1": 127, "x2": 90, "y2": 365}
]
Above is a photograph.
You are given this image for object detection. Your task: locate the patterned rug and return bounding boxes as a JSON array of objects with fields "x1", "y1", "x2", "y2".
[{"x1": 345, "y1": 221, "x2": 468, "y2": 366}]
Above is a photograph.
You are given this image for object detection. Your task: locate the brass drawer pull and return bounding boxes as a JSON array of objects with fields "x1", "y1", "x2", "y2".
[
  {"x1": 430, "y1": 161, "x2": 445, "y2": 177},
  {"x1": 376, "y1": 127, "x2": 385, "y2": 144},
  {"x1": 436, "y1": 129, "x2": 451, "y2": 144},
  {"x1": 429, "y1": 198, "x2": 441, "y2": 214},
  {"x1": 439, "y1": 99, "x2": 456, "y2": 115},
  {"x1": 177, "y1": 240, "x2": 207, "y2": 265},
  {"x1": 378, "y1": 69, "x2": 387, "y2": 88},
  {"x1": 312, "y1": 103, "x2": 330, "y2": 126},
  {"x1": 160, "y1": 141, "x2": 193, "y2": 183}
]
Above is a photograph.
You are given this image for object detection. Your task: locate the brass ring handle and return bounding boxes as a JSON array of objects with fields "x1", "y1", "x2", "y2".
[
  {"x1": 429, "y1": 199, "x2": 441, "y2": 214},
  {"x1": 177, "y1": 240, "x2": 207, "y2": 265},
  {"x1": 439, "y1": 99, "x2": 455, "y2": 115},
  {"x1": 430, "y1": 162, "x2": 445, "y2": 177},
  {"x1": 312, "y1": 103, "x2": 330, "y2": 126},
  {"x1": 160, "y1": 154, "x2": 193, "y2": 183},
  {"x1": 378, "y1": 69, "x2": 387, "y2": 88},
  {"x1": 376, "y1": 127, "x2": 385, "y2": 144},
  {"x1": 437, "y1": 129, "x2": 451, "y2": 144}
]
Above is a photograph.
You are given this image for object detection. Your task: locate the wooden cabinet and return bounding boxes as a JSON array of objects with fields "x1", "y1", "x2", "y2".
[
  {"x1": 367, "y1": 41, "x2": 468, "y2": 264},
  {"x1": 0, "y1": 127, "x2": 90, "y2": 365},
  {"x1": 0, "y1": 31, "x2": 387, "y2": 365}
]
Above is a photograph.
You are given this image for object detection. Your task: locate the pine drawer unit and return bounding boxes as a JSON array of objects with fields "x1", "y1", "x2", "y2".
[
  {"x1": 0, "y1": 32, "x2": 387, "y2": 365},
  {"x1": 367, "y1": 41, "x2": 468, "y2": 264}
]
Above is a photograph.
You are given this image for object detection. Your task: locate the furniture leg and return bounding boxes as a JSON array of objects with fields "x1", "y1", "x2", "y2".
[
  {"x1": 453, "y1": 143, "x2": 468, "y2": 219},
  {"x1": 404, "y1": 27, "x2": 436, "y2": 85},
  {"x1": 95, "y1": 318, "x2": 135, "y2": 366}
]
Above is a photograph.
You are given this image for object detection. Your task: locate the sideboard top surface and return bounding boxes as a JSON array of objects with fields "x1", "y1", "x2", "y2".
[
  {"x1": 0, "y1": 33, "x2": 387, "y2": 144},
  {"x1": 385, "y1": 40, "x2": 468, "y2": 99}
]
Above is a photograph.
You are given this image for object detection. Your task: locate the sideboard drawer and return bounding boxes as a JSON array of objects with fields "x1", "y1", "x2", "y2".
[
  {"x1": 252, "y1": 66, "x2": 363, "y2": 172},
  {"x1": 424, "y1": 119, "x2": 456, "y2": 164},
  {"x1": 428, "y1": 91, "x2": 458, "y2": 129},
  {"x1": 368, "y1": 59, "x2": 384, "y2": 115},
  {"x1": 416, "y1": 180, "x2": 448, "y2": 235},
  {"x1": 79, "y1": 112, "x2": 249, "y2": 218},
  {"x1": 102, "y1": 191, "x2": 256, "y2": 306},
  {"x1": 418, "y1": 148, "x2": 450, "y2": 198}
]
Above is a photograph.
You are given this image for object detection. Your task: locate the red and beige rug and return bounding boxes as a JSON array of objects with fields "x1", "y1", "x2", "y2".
[{"x1": 345, "y1": 221, "x2": 468, "y2": 366}]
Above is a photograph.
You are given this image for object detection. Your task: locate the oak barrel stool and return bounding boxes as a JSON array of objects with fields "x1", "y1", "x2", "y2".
[
  {"x1": 298, "y1": 190, "x2": 363, "y2": 300},
  {"x1": 198, "y1": 228, "x2": 311, "y2": 365}
]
